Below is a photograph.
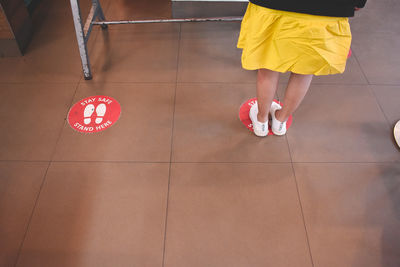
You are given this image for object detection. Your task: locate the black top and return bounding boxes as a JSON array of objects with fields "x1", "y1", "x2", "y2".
[{"x1": 249, "y1": 0, "x2": 367, "y2": 17}]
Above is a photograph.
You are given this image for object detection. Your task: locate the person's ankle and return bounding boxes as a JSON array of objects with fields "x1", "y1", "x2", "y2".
[
  {"x1": 257, "y1": 113, "x2": 268, "y2": 123},
  {"x1": 275, "y1": 109, "x2": 287, "y2": 122}
]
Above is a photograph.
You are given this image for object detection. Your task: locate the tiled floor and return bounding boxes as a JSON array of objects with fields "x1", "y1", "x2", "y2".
[{"x1": 0, "y1": 0, "x2": 399, "y2": 266}]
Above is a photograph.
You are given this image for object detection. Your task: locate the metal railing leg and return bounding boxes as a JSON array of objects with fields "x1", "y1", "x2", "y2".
[
  {"x1": 70, "y1": 0, "x2": 92, "y2": 80},
  {"x1": 93, "y1": 0, "x2": 108, "y2": 29}
]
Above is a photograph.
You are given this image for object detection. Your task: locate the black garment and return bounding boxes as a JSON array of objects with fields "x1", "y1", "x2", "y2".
[{"x1": 249, "y1": 0, "x2": 367, "y2": 17}]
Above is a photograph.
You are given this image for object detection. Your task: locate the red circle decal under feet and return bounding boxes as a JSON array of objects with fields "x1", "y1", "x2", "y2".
[{"x1": 239, "y1": 98, "x2": 293, "y2": 136}]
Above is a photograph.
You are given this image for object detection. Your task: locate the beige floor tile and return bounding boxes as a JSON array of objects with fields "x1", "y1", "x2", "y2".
[
  {"x1": 178, "y1": 22, "x2": 256, "y2": 83},
  {"x1": 278, "y1": 84, "x2": 400, "y2": 162},
  {"x1": 0, "y1": 31, "x2": 89, "y2": 83},
  {"x1": 371, "y1": 85, "x2": 400, "y2": 126},
  {"x1": 350, "y1": 0, "x2": 400, "y2": 34},
  {"x1": 88, "y1": 24, "x2": 180, "y2": 83},
  {"x1": 172, "y1": 83, "x2": 291, "y2": 162},
  {"x1": 16, "y1": 162, "x2": 169, "y2": 267},
  {"x1": 105, "y1": 0, "x2": 171, "y2": 20},
  {"x1": 53, "y1": 82, "x2": 175, "y2": 161},
  {"x1": 164, "y1": 163, "x2": 312, "y2": 267},
  {"x1": 294, "y1": 163, "x2": 400, "y2": 267},
  {"x1": 0, "y1": 83, "x2": 76, "y2": 160},
  {"x1": 0, "y1": 162, "x2": 48, "y2": 267},
  {"x1": 352, "y1": 32, "x2": 400, "y2": 85}
]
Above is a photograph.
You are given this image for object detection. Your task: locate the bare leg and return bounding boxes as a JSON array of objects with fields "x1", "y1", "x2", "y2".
[
  {"x1": 276, "y1": 73, "x2": 313, "y2": 122},
  {"x1": 256, "y1": 68, "x2": 280, "y2": 122}
]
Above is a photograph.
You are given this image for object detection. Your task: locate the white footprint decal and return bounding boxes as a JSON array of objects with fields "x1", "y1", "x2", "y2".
[
  {"x1": 83, "y1": 104, "x2": 95, "y2": 125},
  {"x1": 95, "y1": 103, "x2": 106, "y2": 124}
]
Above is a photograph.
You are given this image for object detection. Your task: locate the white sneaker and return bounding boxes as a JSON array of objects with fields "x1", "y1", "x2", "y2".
[
  {"x1": 270, "y1": 101, "x2": 287, "y2": 136},
  {"x1": 249, "y1": 101, "x2": 269, "y2": 137}
]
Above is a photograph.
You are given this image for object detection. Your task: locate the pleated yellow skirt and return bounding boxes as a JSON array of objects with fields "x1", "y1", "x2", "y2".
[{"x1": 237, "y1": 3, "x2": 352, "y2": 75}]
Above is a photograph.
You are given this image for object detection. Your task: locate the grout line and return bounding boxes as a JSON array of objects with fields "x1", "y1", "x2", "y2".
[
  {"x1": 287, "y1": 161, "x2": 399, "y2": 164},
  {"x1": 171, "y1": 161, "x2": 291, "y2": 164},
  {"x1": 365, "y1": 84, "x2": 394, "y2": 129},
  {"x1": 1, "y1": 80, "x2": 397, "y2": 86},
  {"x1": 1, "y1": 160, "x2": 397, "y2": 164},
  {"x1": 162, "y1": 22, "x2": 182, "y2": 267},
  {"x1": 352, "y1": 50, "x2": 371, "y2": 85},
  {"x1": 0, "y1": 160, "x2": 50, "y2": 163},
  {"x1": 351, "y1": 51, "x2": 397, "y2": 133},
  {"x1": 171, "y1": 161, "x2": 400, "y2": 164},
  {"x1": 284, "y1": 134, "x2": 315, "y2": 267},
  {"x1": 290, "y1": 161, "x2": 316, "y2": 267},
  {"x1": 352, "y1": 51, "x2": 394, "y2": 128},
  {"x1": 54, "y1": 81, "x2": 257, "y2": 85},
  {"x1": 0, "y1": 80, "x2": 390, "y2": 87},
  {"x1": 13, "y1": 161, "x2": 52, "y2": 267},
  {"x1": 0, "y1": 159, "x2": 398, "y2": 165},
  {"x1": 0, "y1": 81, "x2": 83, "y2": 85},
  {"x1": 48, "y1": 76, "x2": 83, "y2": 162},
  {"x1": 1, "y1": 81, "x2": 398, "y2": 86},
  {"x1": 0, "y1": 160, "x2": 291, "y2": 164},
  {"x1": 70, "y1": 76, "x2": 83, "y2": 113},
  {"x1": 58, "y1": 81, "x2": 179, "y2": 85},
  {"x1": 1, "y1": 77, "x2": 85, "y2": 166},
  {"x1": 369, "y1": 83, "x2": 400, "y2": 87},
  {"x1": 368, "y1": 85, "x2": 393, "y2": 128},
  {"x1": 50, "y1": 160, "x2": 170, "y2": 164}
]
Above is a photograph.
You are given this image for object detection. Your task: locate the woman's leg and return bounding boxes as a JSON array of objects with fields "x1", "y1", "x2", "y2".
[
  {"x1": 275, "y1": 73, "x2": 313, "y2": 122},
  {"x1": 256, "y1": 68, "x2": 280, "y2": 122}
]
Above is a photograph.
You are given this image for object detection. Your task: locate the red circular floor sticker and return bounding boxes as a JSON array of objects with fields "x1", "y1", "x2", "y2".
[
  {"x1": 68, "y1": 95, "x2": 121, "y2": 133},
  {"x1": 239, "y1": 98, "x2": 293, "y2": 136}
]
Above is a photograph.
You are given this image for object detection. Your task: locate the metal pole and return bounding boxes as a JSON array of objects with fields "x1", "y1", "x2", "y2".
[
  {"x1": 92, "y1": 0, "x2": 108, "y2": 29},
  {"x1": 93, "y1": 0, "x2": 107, "y2": 24},
  {"x1": 70, "y1": 0, "x2": 242, "y2": 80},
  {"x1": 83, "y1": 2, "x2": 98, "y2": 41},
  {"x1": 70, "y1": 0, "x2": 92, "y2": 80},
  {"x1": 91, "y1": 16, "x2": 243, "y2": 25}
]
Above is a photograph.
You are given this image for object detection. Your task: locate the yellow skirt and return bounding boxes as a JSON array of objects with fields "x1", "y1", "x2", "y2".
[{"x1": 237, "y1": 3, "x2": 352, "y2": 75}]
